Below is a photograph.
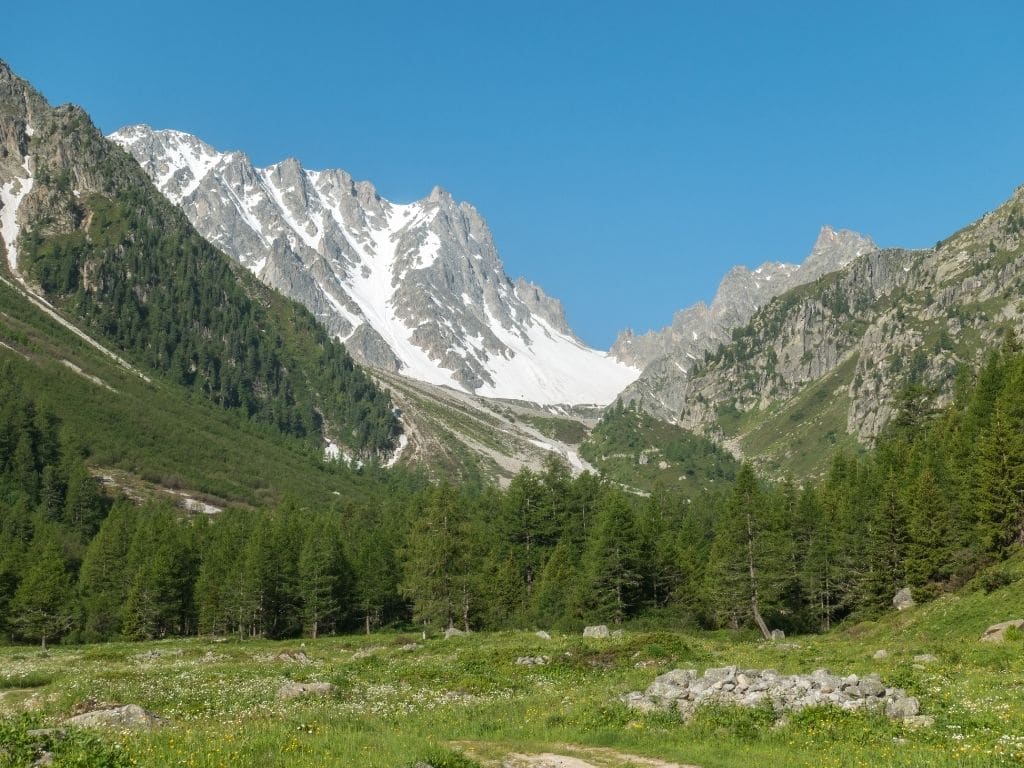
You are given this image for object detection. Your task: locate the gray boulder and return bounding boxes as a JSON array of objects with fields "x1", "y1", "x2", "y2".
[
  {"x1": 583, "y1": 625, "x2": 610, "y2": 639},
  {"x1": 515, "y1": 655, "x2": 550, "y2": 667},
  {"x1": 980, "y1": 619, "x2": 1024, "y2": 643},
  {"x1": 892, "y1": 587, "x2": 915, "y2": 611},
  {"x1": 535, "y1": 630, "x2": 552, "y2": 640},
  {"x1": 67, "y1": 704, "x2": 163, "y2": 730},
  {"x1": 885, "y1": 695, "x2": 920, "y2": 719},
  {"x1": 443, "y1": 627, "x2": 467, "y2": 639}
]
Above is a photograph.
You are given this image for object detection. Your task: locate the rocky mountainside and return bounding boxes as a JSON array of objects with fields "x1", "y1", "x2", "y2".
[
  {"x1": 0, "y1": 60, "x2": 399, "y2": 460},
  {"x1": 110, "y1": 125, "x2": 638, "y2": 406},
  {"x1": 623, "y1": 188, "x2": 1024, "y2": 477},
  {"x1": 612, "y1": 226, "x2": 877, "y2": 391}
]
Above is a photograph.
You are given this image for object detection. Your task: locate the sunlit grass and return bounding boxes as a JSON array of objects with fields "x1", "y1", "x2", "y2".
[{"x1": 2, "y1": 569, "x2": 1023, "y2": 767}]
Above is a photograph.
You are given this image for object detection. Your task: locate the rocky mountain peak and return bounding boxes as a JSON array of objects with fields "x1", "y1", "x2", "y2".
[
  {"x1": 610, "y1": 226, "x2": 877, "y2": 374},
  {"x1": 112, "y1": 125, "x2": 639, "y2": 406},
  {"x1": 804, "y1": 225, "x2": 877, "y2": 275}
]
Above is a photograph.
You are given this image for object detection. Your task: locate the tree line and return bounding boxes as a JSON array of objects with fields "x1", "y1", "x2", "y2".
[{"x1": 1, "y1": 338, "x2": 1022, "y2": 646}]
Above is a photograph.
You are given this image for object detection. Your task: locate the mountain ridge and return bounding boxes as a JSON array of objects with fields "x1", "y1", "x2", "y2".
[{"x1": 110, "y1": 124, "x2": 639, "y2": 406}]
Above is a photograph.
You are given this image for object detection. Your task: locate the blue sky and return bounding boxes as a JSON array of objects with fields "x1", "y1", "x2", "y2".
[{"x1": 5, "y1": 1, "x2": 1024, "y2": 348}]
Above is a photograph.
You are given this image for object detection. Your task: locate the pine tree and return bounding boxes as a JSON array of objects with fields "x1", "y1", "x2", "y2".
[
  {"x1": 296, "y1": 518, "x2": 350, "y2": 638},
  {"x1": 578, "y1": 490, "x2": 643, "y2": 625},
  {"x1": 78, "y1": 502, "x2": 138, "y2": 639},
  {"x1": 399, "y1": 483, "x2": 466, "y2": 631},
  {"x1": 705, "y1": 464, "x2": 791, "y2": 638},
  {"x1": 9, "y1": 533, "x2": 78, "y2": 649}
]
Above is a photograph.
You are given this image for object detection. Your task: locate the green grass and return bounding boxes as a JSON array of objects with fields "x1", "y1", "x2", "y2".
[
  {"x1": 0, "y1": 276, "x2": 403, "y2": 510},
  {"x1": 4, "y1": 565, "x2": 1023, "y2": 767},
  {"x1": 737, "y1": 354, "x2": 863, "y2": 480}
]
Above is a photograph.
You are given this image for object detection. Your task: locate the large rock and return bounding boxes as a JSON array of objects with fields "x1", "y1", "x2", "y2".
[
  {"x1": 980, "y1": 619, "x2": 1024, "y2": 643},
  {"x1": 67, "y1": 704, "x2": 163, "y2": 730},
  {"x1": 892, "y1": 587, "x2": 915, "y2": 611},
  {"x1": 444, "y1": 627, "x2": 467, "y2": 639},
  {"x1": 583, "y1": 625, "x2": 610, "y2": 639},
  {"x1": 277, "y1": 681, "x2": 335, "y2": 700}
]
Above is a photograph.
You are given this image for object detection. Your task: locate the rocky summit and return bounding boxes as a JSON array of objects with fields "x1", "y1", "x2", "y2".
[{"x1": 110, "y1": 125, "x2": 638, "y2": 406}]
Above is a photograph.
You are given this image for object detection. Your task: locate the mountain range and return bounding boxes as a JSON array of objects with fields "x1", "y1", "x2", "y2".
[
  {"x1": 110, "y1": 125, "x2": 638, "y2": 407},
  {"x1": 2, "y1": 56, "x2": 1023, "y2": 495}
]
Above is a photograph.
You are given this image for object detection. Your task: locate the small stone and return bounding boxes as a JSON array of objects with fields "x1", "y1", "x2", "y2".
[
  {"x1": 583, "y1": 625, "x2": 609, "y2": 639},
  {"x1": 904, "y1": 715, "x2": 935, "y2": 728},
  {"x1": 444, "y1": 627, "x2": 466, "y2": 639},
  {"x1": 892, "y1": 587, "x2": 915, "y2": 611},
  {"x1": 770, "y1": 629, "x2": 786, "y2": 641},
  {"x1": 873, "y1": 649, "x2": 889, "y2": 660},
  {"x1": 535, "y1": 630, "x2": 552, "y2": 640},
  {"x1": 399, "y1": 643, "x2": 420, "y2": 652},
  {"x1": 277, "y1": 681, "x2": 335, "y2": 700},
  {"x1": 515, "y1": 655, "x2": 549, "y2": 666}
]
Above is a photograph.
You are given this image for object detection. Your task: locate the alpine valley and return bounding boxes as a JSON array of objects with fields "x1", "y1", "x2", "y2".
[{"x1": 2, "y1": 55, "x2": 1024, "y2": 768}]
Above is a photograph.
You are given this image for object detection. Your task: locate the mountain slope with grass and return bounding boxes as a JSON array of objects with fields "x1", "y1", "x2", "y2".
[{"x1": 0, "y1": 60, "x2": 399, "y2": 462}]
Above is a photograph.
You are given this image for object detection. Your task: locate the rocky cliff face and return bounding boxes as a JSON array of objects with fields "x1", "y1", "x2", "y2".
[
  {"x1": 612, "y1": 227, "x2": 877, "y2": 412},
  {"x1": 624, "y1": 188, "x2": 1024, "y2": 462},
  {"x1": 111, "y1": 125, "x2": 638, "y2": 406}
]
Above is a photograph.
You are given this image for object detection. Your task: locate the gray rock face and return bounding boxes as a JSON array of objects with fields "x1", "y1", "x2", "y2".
[
  {"x1": 612, "y1": 226, "x2": 876, "y2": 375},
  {"x1": 893, "y1": 587, "x2": 916, "y2": 611},
  {"x1": 110, "y1": 125, "x2": 638, "y2": 406},
  {"x1": 67, "y1": 704, "x2": 163, "y2": 730},
  {"x1": 615, "y1": 186, "x2": 1024, "y2": 460},
  {"x1": 624, "y1": 667, "x2": 924, "y2": 722},
  {"x1": 583, "y1": 625, "x2": 610, "y2": 639}
]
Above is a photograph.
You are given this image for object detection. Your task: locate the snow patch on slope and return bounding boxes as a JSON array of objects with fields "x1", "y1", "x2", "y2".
[
  {"x1": 110, "y1": 125, "x2": 641, "y2": 406},
  {"x1": 0, "y1": 154, "x2": 34, "y2": 271}
]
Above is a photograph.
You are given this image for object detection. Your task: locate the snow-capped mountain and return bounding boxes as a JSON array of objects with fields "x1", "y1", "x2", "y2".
[{"x1": 110, "y1": 125, "x2": 638, "y2": 406}]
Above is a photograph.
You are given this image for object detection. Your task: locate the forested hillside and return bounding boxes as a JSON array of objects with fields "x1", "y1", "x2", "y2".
[
  {"x1": 2, "y1": 336, "x2": 1021, "y2": 645},
  {"x1": 1, "y1": 60, "x2": 398, "y2": 457}
]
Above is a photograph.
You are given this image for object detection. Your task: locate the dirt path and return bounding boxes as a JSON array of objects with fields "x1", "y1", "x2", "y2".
[{"x1": 455, "y1": 742, "x2": 699, "y2": 768}]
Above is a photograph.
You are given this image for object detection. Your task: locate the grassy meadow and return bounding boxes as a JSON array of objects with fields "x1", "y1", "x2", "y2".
[{"x1": 2, "y1": 565, "x2": 1023, "y2": 768}]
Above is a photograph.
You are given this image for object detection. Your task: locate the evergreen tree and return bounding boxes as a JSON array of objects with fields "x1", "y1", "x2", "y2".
[
  {"x1": 9, "y1": 533, "x2": 78, "y2": 649},
  {"x1": 578, "y1": 490, "x2": 643, "y2": 625},
  {"x1": 705, "y1": 464, "x2": 792, "y2": 638}
]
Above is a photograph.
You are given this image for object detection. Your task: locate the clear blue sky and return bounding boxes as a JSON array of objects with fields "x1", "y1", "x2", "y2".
[{"x1": 5, "y1": 1, "x2": 1024, "y2": 348}]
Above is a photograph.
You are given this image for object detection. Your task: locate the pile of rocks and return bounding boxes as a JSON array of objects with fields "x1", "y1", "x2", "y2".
[{"x1": 623, "y1": 666, "x2": 931, "y2": 726}]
